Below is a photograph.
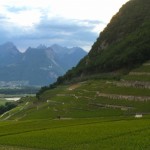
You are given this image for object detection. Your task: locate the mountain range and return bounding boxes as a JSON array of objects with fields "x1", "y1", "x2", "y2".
[{"x1": 0, "y1": 42, "x2": 87, "y2": 86}]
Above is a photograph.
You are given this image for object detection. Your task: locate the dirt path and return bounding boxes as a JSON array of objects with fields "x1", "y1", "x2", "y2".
[
  {"x1": 97, "y1": 92, "x2": 150, "y2": 101},
  {"x1": 129, "y1": 72, "x2": 150, "y2": 75},
  {"x1": 89, "y1": 103, "x2": 134, "y2": 110},
  {"x1": 68, "y1": 83, "x2": 81, "y2": 91}
]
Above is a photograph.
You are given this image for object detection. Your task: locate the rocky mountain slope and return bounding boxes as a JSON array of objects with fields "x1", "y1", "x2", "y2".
[{"x1": 0, "y1": 42, "x2": 87, "y2": 86}]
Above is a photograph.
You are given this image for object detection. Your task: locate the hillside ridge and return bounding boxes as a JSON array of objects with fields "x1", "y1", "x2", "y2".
[{"x1": 55, "y1": 0, "x2": 150, "y2": 85}]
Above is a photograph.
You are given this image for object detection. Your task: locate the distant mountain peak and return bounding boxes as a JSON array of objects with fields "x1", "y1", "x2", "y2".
[
  {"x1": 0, "y1": 42, "x2": 87, "y2": 86},
  {"x1": 3, "y1": 41, "x2": 14, "y2": 46},
  {"x1": 37, "y1": 44, "x2": 47, "y2": 49},
  {"x1": 51, "y1": 44, "x2": 62, "y2": 48},
  {"x1": 1, "y1": 42, "x2": 16, "y2": 50},
  {"x1": 0, "y1": 42, "x2": 20, "y2": 55}
]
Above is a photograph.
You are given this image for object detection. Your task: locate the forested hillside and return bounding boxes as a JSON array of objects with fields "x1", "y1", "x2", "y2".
[{"x1": 57, "y1": 0, "x2": 150, "y2": 84}]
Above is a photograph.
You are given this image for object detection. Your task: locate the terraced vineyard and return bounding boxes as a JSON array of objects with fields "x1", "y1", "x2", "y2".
[
  {"x1": 0, "y1": 61, "x2": 150, "y2": 149},
  {"x1": 123, "y1": 61, "x2": 150, "y2": 82},
  {"x1": 1, "y1": 61, "x2": 150, "y2": 120}
]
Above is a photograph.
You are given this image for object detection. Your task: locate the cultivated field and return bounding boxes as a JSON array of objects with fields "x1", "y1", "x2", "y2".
[{"x1": 0, "y1": 117, "x2": 150, "y2": 150}]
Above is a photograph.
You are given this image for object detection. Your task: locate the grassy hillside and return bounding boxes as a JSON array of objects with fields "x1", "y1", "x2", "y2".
[
  {"x1": 1, "y1": 60, "x2": 150, "y2": 120},
  {"x1": 0, "y1": 60, "x2": 149, "y2": 149}
]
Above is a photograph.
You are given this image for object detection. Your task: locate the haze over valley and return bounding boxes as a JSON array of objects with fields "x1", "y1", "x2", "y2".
[{"x1": 0, "y1": 42, "x2": 87, "y2": 86}]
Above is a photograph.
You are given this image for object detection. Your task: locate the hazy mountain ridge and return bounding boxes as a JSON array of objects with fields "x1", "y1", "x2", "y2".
[
  {"x1": 0, "y1": 42, "x2": 87, "y2": 86},
  {"x1": 0, "y1": 42, "x2": 21, "y2": 66},
  {"x1": 51, "y1": 45, "x2": 87, "y2": 71}
]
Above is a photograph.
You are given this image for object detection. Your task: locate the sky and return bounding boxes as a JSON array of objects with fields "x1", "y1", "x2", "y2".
[{"x1": 0, "y1": 0, "x2": 129, "y2": 52}]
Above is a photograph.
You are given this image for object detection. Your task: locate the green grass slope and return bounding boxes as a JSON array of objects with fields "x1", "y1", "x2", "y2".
[
  {"x1": 0, "y1": 118, "x2": 150, "y2": 150},
  {"x1": 0, "y1": 61, "x2": 149, "y2": 149},
  {"x1": 1, "y1": 60, "x2": 150, "y2": 121}
]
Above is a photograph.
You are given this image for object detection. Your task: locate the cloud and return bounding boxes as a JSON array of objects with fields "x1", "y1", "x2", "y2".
[
  {"x1": 0, "y1": 0, "x2": 129, "y2": 51},
  {"x1": 6, "y1": 6, "x2": 29, "y2": 13},
  {"x1": 0, "y1": 14, "x2": 101, "y2": 51}
]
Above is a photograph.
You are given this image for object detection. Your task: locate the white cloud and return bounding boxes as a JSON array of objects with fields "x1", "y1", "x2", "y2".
[
  {"x1": 8, "y1": 10, "x2": 41, "y2": 27},
  {"x1": 0, "y1": 0, "x2": 129, "y2": 51},
  {"x1": 0, "y1": 0, "x2": 129, "y2": 28},
  {"x1": 48, "y1": 0, "x2": 129, "y2": 21}
]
